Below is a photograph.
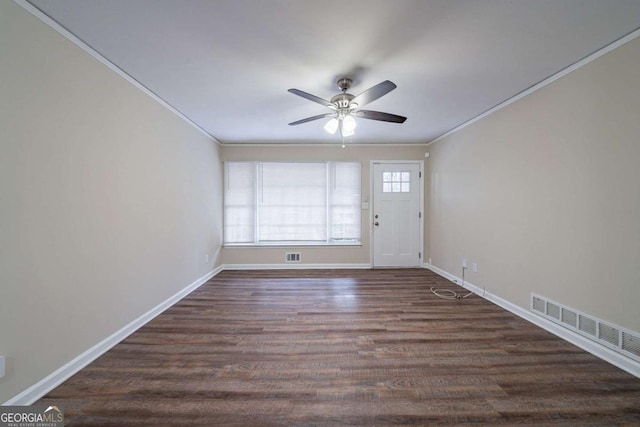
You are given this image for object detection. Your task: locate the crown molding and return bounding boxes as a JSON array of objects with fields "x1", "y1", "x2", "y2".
[
  {"x1": 13, "y1": 0, "x2": 222, "y2": 146},
  {"x1": 427, "y1": 27, "x2": 640, "y2": 146}
]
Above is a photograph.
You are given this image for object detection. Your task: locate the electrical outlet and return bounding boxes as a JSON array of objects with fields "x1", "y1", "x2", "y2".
[
  {"x1": 462, "y1": 258, "x2": 468, "y2": 268},
  {"x1": 472, "y1": 262, "x2": 478, "y2": 272},
  {"x1": 0, "y1": 355, "x2": 5, "y2": 378}
]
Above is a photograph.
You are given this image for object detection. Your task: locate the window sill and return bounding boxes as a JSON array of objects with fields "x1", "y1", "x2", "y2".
[{"x1": 223, "y1": 241, "x2": 362, "y2": 248}]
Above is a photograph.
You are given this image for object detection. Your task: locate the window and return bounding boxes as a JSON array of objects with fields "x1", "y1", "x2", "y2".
[
  {"x1": 224, "y1": 162, "x2": 361, "y2": 245},
  {"x1": 382, "y1": 171, "x2": 410, "y2": 193}
]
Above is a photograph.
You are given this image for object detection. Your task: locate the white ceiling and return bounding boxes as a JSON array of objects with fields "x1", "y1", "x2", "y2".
[{"x1": 26, "y1": 0, "x2": 640, "y2": 145}]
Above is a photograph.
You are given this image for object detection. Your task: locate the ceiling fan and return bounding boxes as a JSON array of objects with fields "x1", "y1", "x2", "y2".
[{"x1": 288, "y1": 78, "x2": 407, "y2": 138}]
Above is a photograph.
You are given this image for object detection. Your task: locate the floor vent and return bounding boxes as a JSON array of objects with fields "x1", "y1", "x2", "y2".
[
  {"x1": 531, "y1": 293, "x2": 640, "y2": 363},
  {"x1": 285, "y1": 252, "x2": 301, "y2": 262}
]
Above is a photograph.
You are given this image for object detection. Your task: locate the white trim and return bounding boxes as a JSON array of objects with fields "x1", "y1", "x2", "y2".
[
  {"x1": 3, "y1": 266, "x2": 223, "y2": 406},
  {"x1": 16, "y1": 0, "x2": 640, "y2": 150},
  {"x1": 530, "y1": 293, "x2": 640, "y2": 364},
  {"x1": 221, "y1": 142, "x2": 428, "y2": 147},
  {"x1": 223, "y1": 243, "x2": 362, "y2": 248},
  {"x1": 424, "y1": 264, "x2": 640, "y2": 379},
  {"x1": 222, "y1": 263, "x2": 371, "y2": 270},
  {"x1": 370, "y1": 160, "x2": 425, "y2": 268},
  {"x1": 12, "y1": 0, "x2": 221, "y2": 146},
  {"x1": 427, "y1": 27, "x2": 640, "y2": 146},
  {"x1": 9, "y1": 261, "x2": 637, "y2": 405},
  {"x1": 225, "y1": 161, "x2": 363, "y2": 246}
]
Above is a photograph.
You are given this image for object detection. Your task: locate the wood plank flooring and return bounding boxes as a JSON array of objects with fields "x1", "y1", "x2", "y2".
[{"x1": 38, "y1": 269, "x2": 640, "y2": 425}]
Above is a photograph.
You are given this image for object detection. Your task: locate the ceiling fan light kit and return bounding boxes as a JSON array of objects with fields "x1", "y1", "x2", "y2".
[
  {"x1": 324, "y1": 118, "x2": 339, "y2": 134},
  {"x1": 288, "y1": 78, "x2": 407, "y2": 143}
]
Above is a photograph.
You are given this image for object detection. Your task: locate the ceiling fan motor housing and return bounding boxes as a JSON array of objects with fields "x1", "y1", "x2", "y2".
[{"x1": 330, "y1": 93, "x2": 355, "y2": 109}]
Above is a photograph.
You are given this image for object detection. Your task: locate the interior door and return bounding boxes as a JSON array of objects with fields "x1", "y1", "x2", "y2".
[{"x1": 372, "y1": 162, "x2": 422, "y2": 267}]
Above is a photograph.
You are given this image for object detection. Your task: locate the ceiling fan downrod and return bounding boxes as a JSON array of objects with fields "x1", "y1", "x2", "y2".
[
  {"x1": 337, "y1": 78, "x2": 352, "y2": 92},
  {"x1": 331, "y1": 78, "x2": 355, "y2": 110}
]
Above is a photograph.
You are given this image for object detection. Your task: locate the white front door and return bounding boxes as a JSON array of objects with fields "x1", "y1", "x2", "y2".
[{"x1": 372, "y1": 162, "x2": 422, "y2": 267}]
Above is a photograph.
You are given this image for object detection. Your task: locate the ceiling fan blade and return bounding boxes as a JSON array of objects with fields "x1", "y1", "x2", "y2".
[
  {"x1": 355, "y1": 110, "x2": 407, "y2": 123},
  {"x1": 288, "y1": 88, "x2": 333, "y2": 107},
  {"x1": 352, "y1": 80, "x2": 397, "y2": 107},
  {"x1": 288, "y1": 113, "x2": 334, "y2": 126}
]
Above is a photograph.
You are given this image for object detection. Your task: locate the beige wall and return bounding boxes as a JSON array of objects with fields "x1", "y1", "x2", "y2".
[
  {"x1": 0, "y1": 2, "x2": 222, "y2": 402},
  {"x1": 5, "y1": 0, "x2": 636, "y2": 405},
  {"x1": 221, "y1": 145, "x2": 428, "y2": 265},
  {"x1": 427, "y1": 37, "x2": 640, "y2": 332}
]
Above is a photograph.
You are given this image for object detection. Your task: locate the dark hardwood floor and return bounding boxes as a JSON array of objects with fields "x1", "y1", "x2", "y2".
[{"x1": 38, "y1": 269, "x2": 640, "y2": 426}]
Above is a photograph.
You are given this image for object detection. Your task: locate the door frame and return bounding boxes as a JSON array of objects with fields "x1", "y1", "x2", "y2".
[{"x1": 369, "y1": 160, "x2": 424, "y2": 268}]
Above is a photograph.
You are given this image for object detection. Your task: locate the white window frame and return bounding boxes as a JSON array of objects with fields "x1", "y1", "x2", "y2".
[{"x1": 224, "y1": 161, "x2": 362, "y2": 247}]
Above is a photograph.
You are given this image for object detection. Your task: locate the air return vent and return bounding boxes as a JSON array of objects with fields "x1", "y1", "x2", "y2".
[
  {"x1": 561, "y1": 308, "x2": 578, "y2": 328},
  {"x1": 622, "y1": 332, "x2": 640, "y2": 359},
  {"x1": 546, "y1": 301, "x2": 560, "y2": 320},
  {"x1": 599, "y1": 323, "x2": 620, "y2": 347},
  {"x1": 532, "y1": 296, "x2": 545, "y2": 313},
  {"x1": 578, "y1": 314, "x2": 597, "y2": 337},
  {"x1": 531, "y1": 293, "x2": 640, "y2": 363},
  {"x1": 285, "y1": 252, "x2": 301, "y2": 262}
]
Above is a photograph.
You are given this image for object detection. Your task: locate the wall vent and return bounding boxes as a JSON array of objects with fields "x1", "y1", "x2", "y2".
[
  {"x1": 561, "y1": 308, "x2": 578, "y2": 328},
  {"x1": 578, "y1": 314, "x2": 597, "y2": 337},
  {"x1": 546, "y1": 301, "x2": 561, "y2": 320},
  {"x1": 599, "y1": 323, "x2": 620, "y2": 347},
  {"x1": 531, "y1": 293, "x2": 640, "y2": 363},
  {"x1": 622, "y1": 332, "x2": 640, "y2": 358},
  {"x1": 532, "y1": 296, "x2": 545, "y2": 313},
  {"x1": 285, "y1": 252, "x2": 301, "y2": 262}
]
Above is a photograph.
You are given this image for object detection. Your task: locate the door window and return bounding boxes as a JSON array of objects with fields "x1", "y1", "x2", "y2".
[{"x1": 382, "y1": 171, "x2": 410, "y2": 193}]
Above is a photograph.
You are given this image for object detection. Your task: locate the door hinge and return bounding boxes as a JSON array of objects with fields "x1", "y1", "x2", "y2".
[
  {"x1": 419, "y1": 171, "x2": 422, "y2": 178},
  {"x1": 419, "y1": 252, "x2": 422, "y2": 259},
  {"x1": 419, "y1": 212, "x2": 422, "y2": 218}
]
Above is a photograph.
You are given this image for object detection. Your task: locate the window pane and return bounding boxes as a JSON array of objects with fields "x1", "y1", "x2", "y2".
[
  {"x1": 392, "y1": 172, "x2": 401, "y2": 181},
  {"x1": 401, "y1": 172, "x2": 410, "y2": 182},
  {"x1": 392, "y1": 183, "x2": 401, "y2": 192},
  {"x1": 401, "y1": 182, "x2": 410, "y2": 192},
  {"x1": 330, "y1": 162, "x2": 361, "y2": 241},
  {"x1": 383, "y1": 172, "x2": 392, "y2": 181},
  {"x1": 224, "y1": 162, "x2": 255, "y2": 243},
  {"x1": 258, "y1": 163, "x2": 327, "y2": 242},
  {"x1": 383, "y1": 182, "x2": 391, "y2": 193},
  {"x1": 224, "y1": 161, "x2": 361, "y2": 244}
]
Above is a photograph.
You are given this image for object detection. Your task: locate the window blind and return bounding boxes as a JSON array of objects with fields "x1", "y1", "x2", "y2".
[{"x1": 224, "y1": 162, "x2": 361, "y2": 245}]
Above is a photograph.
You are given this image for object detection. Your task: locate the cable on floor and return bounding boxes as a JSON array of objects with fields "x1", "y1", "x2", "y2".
[
  {"x1": 430, "y1": 265, "x2": 474, "y2": 300},
  {"x1": 430, "y1": 287, "x2": 473, "y2": 299}
]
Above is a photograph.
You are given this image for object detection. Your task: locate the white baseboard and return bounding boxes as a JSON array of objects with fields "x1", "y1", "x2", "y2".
[
  {"x1": 3, "y1": 266, "x2": 223, "y2": 406},
  {"x1": 424, "y1": 264, "x2": 640, "y2": 379},
  {"x1": 11, "y1": 262, "x2": 636, "y2": 405},
  {"x1": 222, "y1": 263, "x2": 371, "y2": 270},
  {"x1": 5, "y1": 263, "x2": 372, "y2": 405}
]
